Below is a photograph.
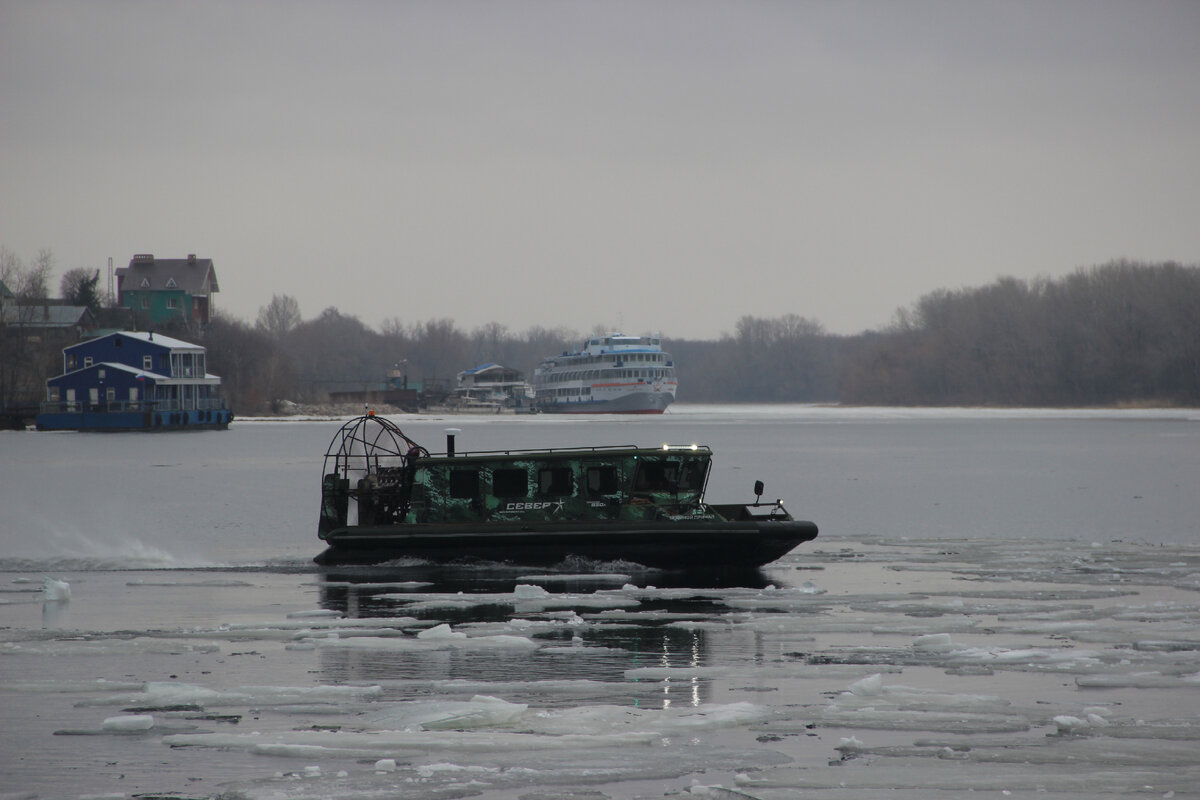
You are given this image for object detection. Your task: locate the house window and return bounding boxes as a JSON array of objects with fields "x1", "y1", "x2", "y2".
[
  {"x1": 143, "y1": 355, "x2": 153, "y2": 370},
  {"x1": 166, "y1": 297, "x2": 178, "y2": 309},
  {"x1": 105, "y1": 387, "x2": 115, "y2": 402},
  {"x1": 98, "y1": 369, "x2": 105, "y2": 379},
  {"x1": 67, "y1": 355, "x2": 78, "y2": 370},
  {"x1": 165, "y1": 278, "x2": 177, "y2": 288},
  {"x1": 83, "y1": 356, "x2": 93, "y2": 368},
  {"x1": 141, "y1": 297, "x2": 150, "y2": 309},
  {"x1": 140, "y1": 277, "x2": 151, "y2": 288},
  {"x1": 48, "y1": 387, "x2": 60, "y2": 402}
]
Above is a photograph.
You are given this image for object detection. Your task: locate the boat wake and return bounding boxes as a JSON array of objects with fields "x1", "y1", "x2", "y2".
[{"x1": 0, "y1": 554, "x2": 319, "y2": 574}]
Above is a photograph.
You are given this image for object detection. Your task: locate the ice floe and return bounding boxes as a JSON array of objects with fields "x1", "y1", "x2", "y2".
[{"x1": 6, "y1": 534, "x2": 1200, "y2": 798}]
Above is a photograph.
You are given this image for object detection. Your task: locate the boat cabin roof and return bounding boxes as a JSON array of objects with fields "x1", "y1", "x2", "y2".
[{"x1": 419, "y1": 444, "x2": 710, "y2": 463}]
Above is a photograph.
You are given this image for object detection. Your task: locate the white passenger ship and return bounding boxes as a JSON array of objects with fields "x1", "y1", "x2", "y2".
[{"x1": 531, "y1": 334, "x2": 677, "y2": 414}]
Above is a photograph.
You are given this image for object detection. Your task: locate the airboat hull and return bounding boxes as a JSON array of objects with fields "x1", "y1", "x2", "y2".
[{"x1": 314, "y1": 517, "x2": 818, "y2": 569}]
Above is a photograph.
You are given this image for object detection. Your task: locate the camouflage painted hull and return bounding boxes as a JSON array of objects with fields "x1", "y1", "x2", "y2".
[{"x1": 314, "y1": 517, "x2": 818, "y2": 569}]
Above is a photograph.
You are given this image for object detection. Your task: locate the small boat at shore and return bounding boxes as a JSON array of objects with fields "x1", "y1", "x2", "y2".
[{"x1": 314, "y1": 413, "x2": 818, "y2": 569}]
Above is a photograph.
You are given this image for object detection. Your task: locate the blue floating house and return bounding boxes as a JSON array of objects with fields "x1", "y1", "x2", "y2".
[{"x1": 37, "y1": 331, "x2": 232, "y2": 431}]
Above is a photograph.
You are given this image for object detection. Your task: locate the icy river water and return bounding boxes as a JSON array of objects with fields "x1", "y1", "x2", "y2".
[{"x1": 2, "y1": 405, "x2": 1199, "y2": 799}]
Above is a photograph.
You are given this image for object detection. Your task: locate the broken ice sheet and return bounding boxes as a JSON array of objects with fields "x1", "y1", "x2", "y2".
[
  {"x1": 0, "y1": 637, "x2": 220, "y2": 656},
  {"x1": 297, "y1": 624, "x2": 541, "y2": 653},
  {"x1": 734, "y1": 763, "x2": 1200, "y2": 795},
  {"x1": 378, "y1": 584, "x2": 642, "y2": 613},
  {"x1": 74, "y1": 681, "x2": 384, "y2": 708},
  {"x1": 8, "y1": 535, "x2": 1200, "y2": 799},
  {"x1": 160, "y1": 699, "x2": 793, "y2": 800},
  {"x1": 208, "y1": 745, "x2": 791, "y2": 800},
  {"x1": 360, "y1": 694, "x2": 529, "y2": 730}
]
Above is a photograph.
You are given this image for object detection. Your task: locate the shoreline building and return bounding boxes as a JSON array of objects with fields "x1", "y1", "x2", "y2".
[
  {"x1": 115, "y1": 254, "x2": 219, "y2": 328},
  {"x1": 38, "y1": 331, "x2": 231, "y2": 431}
]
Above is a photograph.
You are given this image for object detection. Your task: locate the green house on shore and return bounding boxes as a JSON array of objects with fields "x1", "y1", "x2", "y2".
[{"x1": 115, "y1": 254, "x2": 220, "y2": 327}]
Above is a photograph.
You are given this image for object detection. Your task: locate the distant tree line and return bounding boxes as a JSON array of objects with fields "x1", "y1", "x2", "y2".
[
  {"x1": 3, "y1": 249, "x2": 1198, "y2": 413},
  {"x1": 204, "y1": 260, "x2": 1196, "y2": 411},
  {"x1": 205, "y1": 300, "x2": 583, "y2": 412},
  {"x1": 837, "y1": 261, "x2": 1200, "y2": 406}
]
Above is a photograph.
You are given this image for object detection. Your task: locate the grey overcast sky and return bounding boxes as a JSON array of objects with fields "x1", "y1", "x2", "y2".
[{"x1": 2, "y1": 1, "x2": 1198, "y2": 339}]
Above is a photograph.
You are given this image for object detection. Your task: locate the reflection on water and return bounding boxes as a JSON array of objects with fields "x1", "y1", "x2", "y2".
[{"x1": 314, "y1": 563, "x2": 781, "y2": 705}]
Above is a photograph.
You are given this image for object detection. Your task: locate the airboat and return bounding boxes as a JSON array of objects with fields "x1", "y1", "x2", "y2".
[{"x1": 315, "y1": 412, "x2": 818, "y2": 569}]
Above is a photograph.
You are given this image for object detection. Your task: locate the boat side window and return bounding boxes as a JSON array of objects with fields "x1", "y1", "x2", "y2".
[
  {"x1": 586, "y1": 466, "x2": 619, "y2": 496},
  {"x1": 634, "y1": 459, "x2": 679, "y2": 492},
  {"x1": 492, "y1": 468, "x2": 528, "y2": 498},
  {"x1": 449, "y1": 469, "x2": 480, "y2": 499},
  {"x1": 538, "y1": 466, "x2": 574, "y2": 496},
  {"x1": 678, "y1": 459, "x2": 709, "y2": 491}
]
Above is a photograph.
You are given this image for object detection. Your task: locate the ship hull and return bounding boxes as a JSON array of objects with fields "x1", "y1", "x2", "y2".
[
  {"x1": 536, "y1": 389, "x2": 673, "y2": 414},
  {"x1": 35, "y1": 408, "x2": 232, "y2": 431},
  {"x1": 315, "y1": 518, "x2": 818, "y2": 570}
]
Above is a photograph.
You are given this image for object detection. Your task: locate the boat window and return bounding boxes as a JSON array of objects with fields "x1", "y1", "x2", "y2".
[
  {"x1": 634, "y1": 460, "x2": 678, "y2": 492},
  {"x1": 492, "y1": 468, "x2": 527, "y2": 498},
  {"x1": 449, "y1": 469, "x2": 480, "y2": 499},
  {"x1": 678, "y1": 459, "x2": 709, "y2": 491},
  {"x1": 632, "y1": 458, "x2": 706, "y2": 493},
  {"x1": 538, "y1": 466, "x2": 573, "y2": 496},
  {"x1": 586, "y1": 466, "x2": 619, "y2": 496}
]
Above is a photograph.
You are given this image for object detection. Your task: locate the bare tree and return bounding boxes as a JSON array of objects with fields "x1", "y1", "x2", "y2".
[
  {"x1": 22, "y1": 249, "x2": 54, "y2": 300},
  {"x1": 0, "y1": 248, "x2": 58, "y2": 410},
  {"x1": 0, "y1": 246, "x2": 20, "y2": 290},
  {"x1": 255, "y1": 294, "x2": 302, "y2": 339}
]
